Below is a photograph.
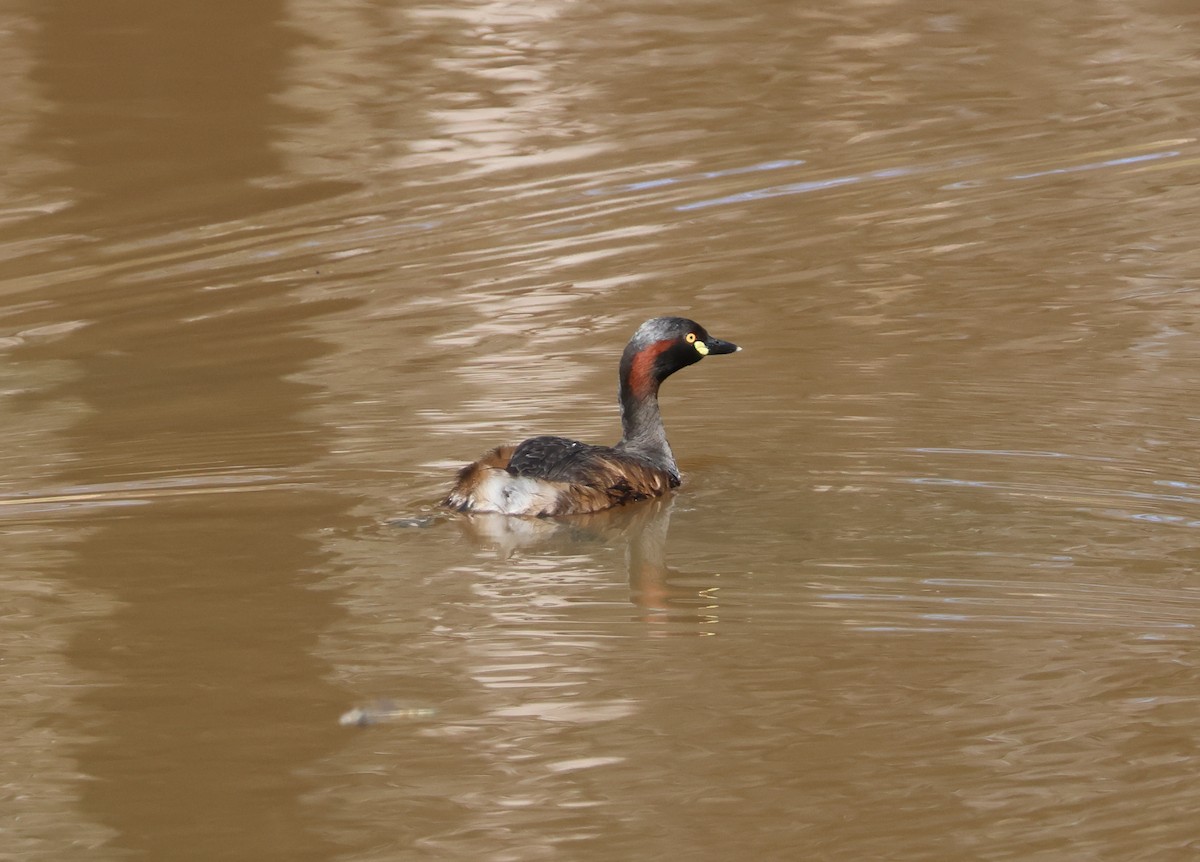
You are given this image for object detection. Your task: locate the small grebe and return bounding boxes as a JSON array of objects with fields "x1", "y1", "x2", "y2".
[{"x1": 443, "y1": 316, "x2": 740, "y2": 517}]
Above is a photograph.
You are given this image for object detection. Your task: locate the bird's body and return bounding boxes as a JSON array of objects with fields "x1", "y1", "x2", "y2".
[
  {"x1": 446, "y1": 438, "x2": 676, "y2": 516},
  {"x1": 443, "y1": 316, "x2": 739, "y2": 517}
]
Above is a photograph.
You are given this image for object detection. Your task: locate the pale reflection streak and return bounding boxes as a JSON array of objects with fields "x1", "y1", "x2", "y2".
[
  {"x1": 405, "y1": 558, "x2": 635, "y2": 845},
  {"x1": 0, "y1": 473, "x2": 305, "y2": 515},
  {"x1": 0, "y1": 527, "x2": 118, "y2": 857},
  {"x1": 0, "y1": 8, "x2": 64, "y2": 225},
  {"x1": 0, "y1": 350, "x2": 115, "y2": 854},
  {"x1": 376, "y1": 500, "x2": 718, "y2": 846},
  {"x1": 279, "y1": 0, "x2": 594, "y2": 178},
  {"x1": 404, "y1": 0, "x2": 601, "y2": 177},
  {"x1": 675, "y1": 143, "x2": 1187, "y2": 211},
  {"x1": 583, "y1": 158, "x2": 806, "y2": 196}
]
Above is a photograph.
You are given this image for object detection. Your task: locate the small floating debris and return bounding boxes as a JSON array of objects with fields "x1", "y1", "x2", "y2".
[
  {"x1": 385, "y1": 515, "x2": 441, "y2": 528},
  {"x1": 339, "y1": 700, "x2": 438, "y2": 727}
]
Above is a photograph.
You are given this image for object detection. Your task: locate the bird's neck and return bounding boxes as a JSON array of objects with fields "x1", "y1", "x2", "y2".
[{"x1": 616, "y1": 377, "x2": 678, "y2": 480}]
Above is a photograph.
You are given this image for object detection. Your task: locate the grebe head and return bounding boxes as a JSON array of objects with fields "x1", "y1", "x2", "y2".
[{"x1": 620, "y1": 316, "x2": 740, "y2": 398}]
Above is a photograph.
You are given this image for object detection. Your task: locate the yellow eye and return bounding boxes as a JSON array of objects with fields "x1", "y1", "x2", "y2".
[{"x1": 685, "y1": 332, "x2": 697, "y2": 343}]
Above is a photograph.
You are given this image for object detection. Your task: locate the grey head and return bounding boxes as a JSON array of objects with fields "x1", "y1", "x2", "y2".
[{"x1": 621, "y1": 316, "x2": 740, "y2": 394}]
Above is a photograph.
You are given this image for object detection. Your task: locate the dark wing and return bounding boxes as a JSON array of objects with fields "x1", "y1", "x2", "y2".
[{"x1": 506, "y1": 436, "x2": 596, "y2": 481}]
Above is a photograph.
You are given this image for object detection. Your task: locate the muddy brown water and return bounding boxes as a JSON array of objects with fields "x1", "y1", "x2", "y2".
[{"x1": 3, "y1": 1, "x2": 1200, "y2": 860}]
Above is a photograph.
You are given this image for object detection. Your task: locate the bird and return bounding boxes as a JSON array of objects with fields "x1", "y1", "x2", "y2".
[{"x1": 443, "y1": 316, "x2": 739, "y2": 517}]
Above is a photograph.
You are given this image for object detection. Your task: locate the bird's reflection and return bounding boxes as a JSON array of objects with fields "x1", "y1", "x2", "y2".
[
  {"x1": 453, "y1": 497, "x2": 719, "y2": 626},
  {"x1": 348, "y1": 501, "x2": 718, "y2": 724}
]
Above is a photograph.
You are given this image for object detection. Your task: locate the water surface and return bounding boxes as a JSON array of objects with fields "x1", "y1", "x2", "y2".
[{"x1": 3, "y1": 1, "x2": 1200, "y2": 859}]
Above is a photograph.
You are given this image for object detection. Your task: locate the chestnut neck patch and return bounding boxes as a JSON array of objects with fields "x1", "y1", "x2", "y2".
[{"x1": 626, "y1": 338, "x2": 674, "y2": 398}]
